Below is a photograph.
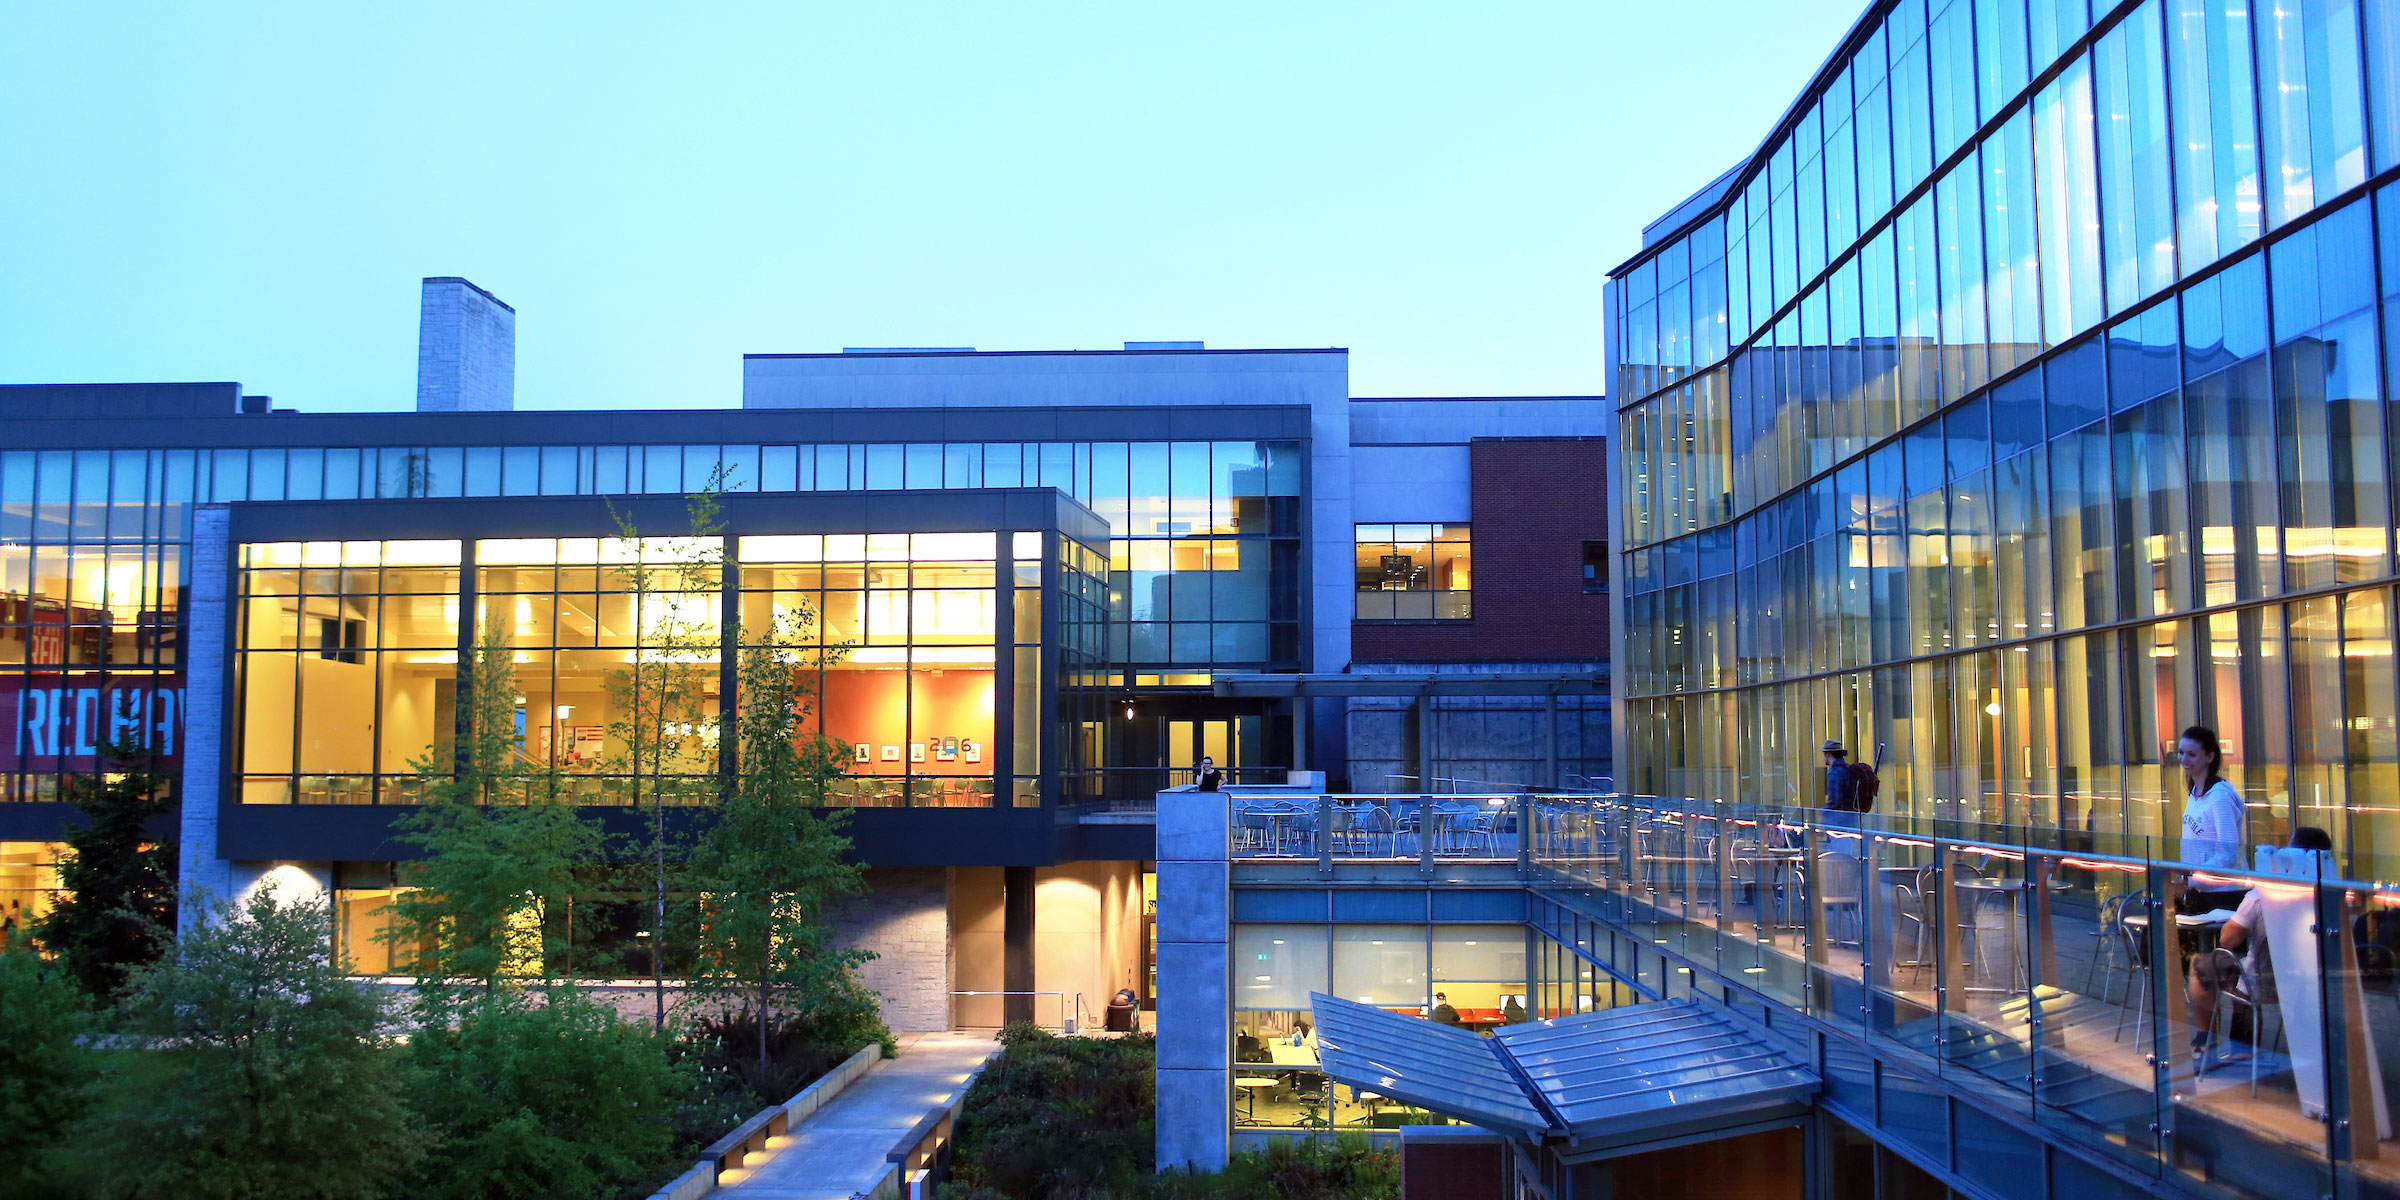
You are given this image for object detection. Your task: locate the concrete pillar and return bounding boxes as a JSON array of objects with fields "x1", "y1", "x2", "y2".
[
  {"x1": 1153, "y1": 788, "x2": 1229, "y2": 1172},
  {"x1": 1290, "y1": 697, "x2": 1309, "y2": 777},
  {"x1": 1415, "y1": 694, "x2": 1435, "y2": 793},
  {"x1": 1544, "y1": 691, "x2": 1559, "y2": 791},
  {"x1": 1003, "y1": 865, "x2": 1036, "y2": 1025}
]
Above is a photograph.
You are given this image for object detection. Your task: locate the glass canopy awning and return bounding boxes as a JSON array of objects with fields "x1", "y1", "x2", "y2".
[{"x1": 1308, "y1": 994, "x2": 1819, "y2": 1148}]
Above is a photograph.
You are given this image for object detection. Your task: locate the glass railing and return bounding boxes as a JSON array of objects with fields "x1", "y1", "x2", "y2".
[
  {"x1": 240, "y1": 772, "x2": 998, "y2": 807},
  {"x1": 1229, "y1": 794, "x2": 1522, "y2": 864},
  {"x1": 1527, "y1": 792, "x2": 2400, "y2": 1200}
]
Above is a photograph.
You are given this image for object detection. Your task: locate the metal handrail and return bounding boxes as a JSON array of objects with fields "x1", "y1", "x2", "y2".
[{"x1": 947, "y1": 989, "x2": 1072, "y2": 1034}]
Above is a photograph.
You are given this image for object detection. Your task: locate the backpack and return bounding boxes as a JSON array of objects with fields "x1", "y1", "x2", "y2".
[{"x1": 1845, "y1": 762, "x2": 1881, "y2": 812}]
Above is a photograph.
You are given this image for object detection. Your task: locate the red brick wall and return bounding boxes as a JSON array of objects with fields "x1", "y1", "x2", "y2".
[
  {"x1": 1400, "y1": 1135, "x2": 1508, "y2": 1200},
  {"x1": 1351, "y1": 438, "x2": 1610, "y2": 663}
]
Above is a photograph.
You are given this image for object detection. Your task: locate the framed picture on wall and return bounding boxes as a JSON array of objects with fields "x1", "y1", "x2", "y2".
[
  {"x1": 963, "y1": 741, "x2": 981, "y2": 763},
  {"x1": 854, "y1": 743, "x2": 872, "y2": 763},
  {"x1": 909, "y1": 743, "x2": 926, "y2": 763},
  {"x1": 880, "y1": 745, "x2": 900, "y2": 762},
  {"x1": 938, "y1": 737, "x2": 958, "y2": 762}
]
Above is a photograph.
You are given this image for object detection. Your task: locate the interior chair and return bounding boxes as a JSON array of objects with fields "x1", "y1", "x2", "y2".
[
  {"x1": 2110, "y1": 908, "x2": 2156, "y2": 1043},
  {"x1": 1967, "y1": 883, "x2": 2025, "y2": 993},
  {"x1": 1815, "y1": 850, "x2": 1865, "y2": 948},
  {"x1": 1889, "y1": 881, "x2": 1931, "y2": 985},
  {"x1": 1290, "y1": 1072, "x2": 1330, "y2": 1129},
  {"x1": 2084, "y1": 891, "x2": 2132, "y2": 999},
  {"x1": 2215, "y1": 987, "x2": 2286, "y2": 1095}
]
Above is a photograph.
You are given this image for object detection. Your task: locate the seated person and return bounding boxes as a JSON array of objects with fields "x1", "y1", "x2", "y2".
[
  {"x1": 1430, "y1": 992, "x2": 1461, "y2": 1027},
  {"x1": 1289, "y1": 1018, "x2": 1315, "y2": 1050},
  {"x1": 1502, "y1": 996, "x2": 1528, "y2": 1024},
  {"x1": 2187, "y1": 826, "x2": 2332, "y2": 1062}
]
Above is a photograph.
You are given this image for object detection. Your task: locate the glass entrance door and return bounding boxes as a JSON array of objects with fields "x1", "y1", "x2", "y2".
[{"x1": 1163, "y1": 717, "x2": 1255, "y2": 784}]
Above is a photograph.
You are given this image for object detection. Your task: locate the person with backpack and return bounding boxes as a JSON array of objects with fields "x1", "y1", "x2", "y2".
[
  {"x1": 1823, "y1": 739, "x2": 1860, "y2": 812},
  {"x1": 1821, "y1": 739, "x2": 1881, "y2": 856}
]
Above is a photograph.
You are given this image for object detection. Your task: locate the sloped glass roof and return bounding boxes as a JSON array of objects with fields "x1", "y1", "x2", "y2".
[
  {"x1": 1494, "y1": 1001, "x2": 1818, "y2": 1138},
  {"x1": 1308, "y1": 994, "x2": 1817, "y2": 1145},
  {"x1": 1307, "y1": 993, "x2": 1552, "y2": 1136}
]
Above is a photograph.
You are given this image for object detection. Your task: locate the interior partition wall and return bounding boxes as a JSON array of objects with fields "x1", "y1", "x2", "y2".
[{"x1": 1611, "y1": 0, "x2": 2400, "y2": 880}]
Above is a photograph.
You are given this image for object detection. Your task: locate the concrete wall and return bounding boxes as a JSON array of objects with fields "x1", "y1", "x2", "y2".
[
  {"x1": 825, "y1": 865, "x2": 952, "y2": 1033},
  {"x1": 1346, "y1": 689, "x2": 1613, "y2": 793},
  {"x1": 1032, "y1": 860, "x2": 1143, "y2": 1031},
  {"x1": 1153, "y1": 790, "x2": 1230, "y2": 1172}
]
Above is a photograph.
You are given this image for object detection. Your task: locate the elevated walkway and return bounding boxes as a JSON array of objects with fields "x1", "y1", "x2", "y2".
[{"x1": 711, "y1": 1031, "x2": 997, "y2": 1199}]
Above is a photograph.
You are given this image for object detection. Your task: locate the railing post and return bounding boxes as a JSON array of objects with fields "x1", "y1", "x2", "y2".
[
  {"x1": 1316, "y1": 793, "x2": 1334, "y2": 877},
  {"x1": 1516, "y1": 793, "x2": 1533, "y2": 877},
  {"x1": 1419, "y1": 796, "x2": 1436, "y2": 879}
]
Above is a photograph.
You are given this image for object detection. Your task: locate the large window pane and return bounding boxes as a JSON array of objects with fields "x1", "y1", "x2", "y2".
[
  {"x1": 2034, "y1": 58, "x2": 2104, "y2": 343},
  {"x1": 2167, "y1": 0, "x2": 2263, "y2": 270},
  {"x1": 2254, "y1": 0, "x2": 2368, "y2": 227},
  {"x1": 2096, "y1": 1, "x2": 2176, "y2": 313},
  {"x1": 1332, "y1": 925, "x2": 1428, "y2": 1009}
]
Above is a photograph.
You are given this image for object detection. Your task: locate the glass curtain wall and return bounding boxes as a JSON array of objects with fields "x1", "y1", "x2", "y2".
[
  {"x1": 1612, "y1": 0, "x2": 2400, "y2": 878},
  {"x1": 0, "y1": 450, "x2": 191, "y2": 802},
  {"x1": 237, "y1": 530, "x2": 1094, "y2": 809},
  {"x1": 157, "y1": 438, "x2": 1301, "y2": 686},
  {"x1": 1229, "y1": 921, "x2": 1529, "y2": 1133}
]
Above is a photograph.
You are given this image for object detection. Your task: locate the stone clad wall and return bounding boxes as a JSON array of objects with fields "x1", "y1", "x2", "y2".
[{"x1": 824, "y1": 865, "x2": 953, "y2": 1033}]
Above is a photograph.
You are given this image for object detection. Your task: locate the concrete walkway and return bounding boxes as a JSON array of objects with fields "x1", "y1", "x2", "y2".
[{"x1": 712, "y1": 1031, "x2": 998, "y2": 1200}]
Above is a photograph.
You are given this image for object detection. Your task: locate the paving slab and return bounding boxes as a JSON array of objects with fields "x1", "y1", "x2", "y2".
[{"x1": 712, "y1": 1031, "x2": 998, "y2": 1200}]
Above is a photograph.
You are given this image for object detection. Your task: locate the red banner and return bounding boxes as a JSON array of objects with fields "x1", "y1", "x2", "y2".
[{"x1": 1, "y1": 677, "x2": 185, "y2": 771}]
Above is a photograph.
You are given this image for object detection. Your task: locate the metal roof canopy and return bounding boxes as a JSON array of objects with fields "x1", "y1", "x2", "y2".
[
  {"x1": 1213, "y1": 671, "x2": 1607, "y2": 699},
  {"x1": 1308, "y1": 995, "x2": 1818, "y2": 1156}
]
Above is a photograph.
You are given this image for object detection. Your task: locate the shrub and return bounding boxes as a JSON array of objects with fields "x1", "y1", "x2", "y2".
[
  {"x1": 80, "y1": 889, "x2": 423, "y2": 1200},
  {"x1": 996, "y1": 1018, "x2": 1055, "y2": 1046},
  {"x1": 947, "y1": 1032, "x2": 1155, "y2": 1198},
  {"x1": 0, "y1": 948, "x2": 93, "y2": 1199},
  {"x1": 402, "y1": 990, "x2": 693, "y2": 1200}
]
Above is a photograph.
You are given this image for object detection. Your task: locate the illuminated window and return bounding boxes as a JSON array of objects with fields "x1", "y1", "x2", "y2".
[{"x1": 1353, "y1": 524, "x2": 1470, "y2": 621}]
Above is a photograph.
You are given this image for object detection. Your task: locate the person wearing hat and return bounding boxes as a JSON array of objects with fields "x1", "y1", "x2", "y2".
[
  {"x1": 1822, "y1": 739, "x2": 1859, "y2": 812},
  {"x1": 1821, "y1": 738, "x2": 1865, "y2": 856}
]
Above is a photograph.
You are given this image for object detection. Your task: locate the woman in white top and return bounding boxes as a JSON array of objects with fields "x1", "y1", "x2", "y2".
[{"x1": 2176, "y1": 724, "x2": 2249, "y2": 914}]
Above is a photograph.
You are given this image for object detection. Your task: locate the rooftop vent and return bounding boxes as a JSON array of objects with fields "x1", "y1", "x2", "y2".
[
  {"x1": 239, "y1": 395, "x2": 272, "y2": 414},
  {"x1": 1124, "y1": 341, "x2": 1204, "y2": 351},
  {"x1": 840, "y1": 347, "x2": 976, "y2": 354}
]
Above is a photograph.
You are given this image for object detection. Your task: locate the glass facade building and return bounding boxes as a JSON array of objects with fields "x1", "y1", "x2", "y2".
[{"x1": 1610, "y1": 0, "x2": 2400, "y2": 879}]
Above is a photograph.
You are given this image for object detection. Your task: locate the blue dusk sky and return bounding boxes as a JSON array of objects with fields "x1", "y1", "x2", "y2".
[{"x1": 1, "y1": 2, "x2": 1861, "y2": 412}]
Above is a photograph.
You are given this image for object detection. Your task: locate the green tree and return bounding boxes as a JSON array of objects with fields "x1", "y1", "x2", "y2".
[
  {"x1": 603, "y1": 484, "x2": 730, "y2": 1029},
  {"x1": 381, "y1": 624, "x2": 608, "y2": 1015},
  {"x1": 682, "y1": 603, "x2": 874, "y2": 1068},
  {"x1": 0, "y1": 947, "x2": 94, "y2": 1199},
  {"x1": 84, "y1": 888, "x2": 423, "y2": 1200},
  {"x1": 32, "y1": 737, "x2": 174, "y2": 1001},
  {"x1": 402, "y1": 989, "x2": 695, "y2": 1200}
]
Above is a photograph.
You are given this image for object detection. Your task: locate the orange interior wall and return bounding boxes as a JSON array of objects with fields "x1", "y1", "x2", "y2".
[{"x1": 818, "y1": 667, "x2": 994, "y2": 776}]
